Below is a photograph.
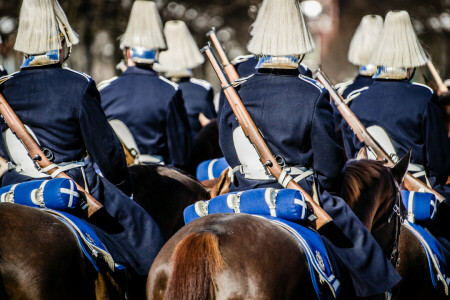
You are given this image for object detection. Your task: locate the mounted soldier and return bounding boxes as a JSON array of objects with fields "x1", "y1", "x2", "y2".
[
  {"x1": 157, "y1": 20, "x2": 216, "y2": 138},
  {"x1": 0, "y1": 0, "x2": 163, "y2": 283},
  {"x1": 218, "y1": 0, "x2": 400, "y2": 298},
  {"x1": 333, "y1": 14, "x2": 383, "y2": 133},
  {"x1": 341, "y1": 11, "x2": 450, "y2": 200},
  {"x1": 99, "y1": 0, "x2": 192, "y2": 169},
  {"x1": 341, "y1": 10, "x2": 450, "y2": 267}
]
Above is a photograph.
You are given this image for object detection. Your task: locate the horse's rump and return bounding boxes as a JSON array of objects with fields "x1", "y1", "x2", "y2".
[
  {"x1": 165, "y1": 231, "x2": 224, "y2": 300},
  {"x1": 148, "y1": 213, "x2": 315, "y2": 300},
  {"x1": 0, "y1": 203, "x2": 103, "y2": 299}
]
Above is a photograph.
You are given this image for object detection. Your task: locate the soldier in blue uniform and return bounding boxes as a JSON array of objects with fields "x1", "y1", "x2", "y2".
[
  {"x1": 333, "y1": 15, "x2": 383, "y2": 132},
  {"x1": 341, "y1": 11, "x2": 450, "y2": 198},
  {"x1": 0, "y1": 0, "x2": 164, "y2": 282},
  {"x1": 99, "y1": 1, "x2": 192, "y2": 169},
  {"x1": 219, "y1": 0, "x2": 400, "y2": 298},
  {"x1": 341, "y1": 11, "x2": 450, "y2": 265},
  {"x1": 157, "y1": 20, "x2": 216, "y2": 138}
]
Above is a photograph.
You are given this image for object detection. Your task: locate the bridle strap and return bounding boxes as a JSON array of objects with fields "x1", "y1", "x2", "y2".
[{"x1": 386, "y1": 168, "x2": 404, "y2": 267}]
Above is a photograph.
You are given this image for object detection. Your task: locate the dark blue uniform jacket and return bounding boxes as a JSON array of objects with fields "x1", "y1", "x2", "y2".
[
  {"x1": 219, "y1": 68, "x2": 401, "y2": 297},
  {"x1": 341, "y1": 79, "x2": 450, "y2": 194},
  {"x1": 177, "y1": 77, "x2": 216, "y2": 138},
  {"x1": 220, "y1": 68, "x2": 344, "y2": 194},
  {"x1": 332, "y1": 74, "x2": 375, "y2": 130},
  {"x1": 218, "y1": 56, "x2": 312, "y2": 116},
  {"x1": 0, "y1": 64, "x2": 164, "y2": 276},
  {"x1": 100, "y1": 66, "x2": 192, "y2": 167}
]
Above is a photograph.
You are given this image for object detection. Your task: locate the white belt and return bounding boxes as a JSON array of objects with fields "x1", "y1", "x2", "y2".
[
  {"x1": 408, "y1": 163, "x2": 431, "y2": 188},
  {"x1": 228, "y1": 165, "x2": 313, "y2": 188},
  {"x1": 40, "y1": 160, "x2": 86, "y2": 178}
]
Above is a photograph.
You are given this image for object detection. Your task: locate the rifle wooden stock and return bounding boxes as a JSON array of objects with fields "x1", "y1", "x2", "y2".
[
  {"x1": 0, "y1": 93, "x2": 103, "y2": 216},
  {"x1": 207, "y1": 28, "x2": 240, "y2": 82},
  {"x1": 316, "y1": 71, "x2": 446, "y2": 203},
  {"x1": 203, "y1": 45, "x2": 332, "y2": 230},
  {"x1": 427, "y1": 61, "x2": 448, "y2": 95}
]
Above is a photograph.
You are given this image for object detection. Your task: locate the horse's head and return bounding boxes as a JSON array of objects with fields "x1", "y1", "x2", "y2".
[{"x1": 342, "y1": 150, "x2": 410, "y2": 233}]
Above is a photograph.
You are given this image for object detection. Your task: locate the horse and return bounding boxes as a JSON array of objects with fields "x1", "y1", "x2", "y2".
[
  {"x1": 146, "y1": 157, "x2": 412, "y2": 300},
  {"x1": 342, "y1": 152, "x2": 448, "y2": 300},
  {"x1": 0, "y1": 163, "x2": 209, "y2": 299},
  {"x1": 186, "y1": 119, "x2": 223, "y2": 176}
]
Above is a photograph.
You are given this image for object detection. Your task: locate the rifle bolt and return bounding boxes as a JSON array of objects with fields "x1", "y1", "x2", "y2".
[
  {"x1": 263, "y1": 160, "x2": 273, "y2": 167},
  {"x1": 32, "y1": 154, "x2": 42, "y2": 161}
]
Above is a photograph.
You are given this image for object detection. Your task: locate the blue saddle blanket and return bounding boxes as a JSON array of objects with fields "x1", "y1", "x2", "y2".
[
  {"x1": 196, "y1": 157, "x2": 229, "y2": 181},
  {"x1": 44, "y1": 209, "x2": 125, "y2": 273},
  {"x1": 403, "y1": 220, "x2": 449, "y2": 295},
  {"x1": 184, "y1": 190, "x2": 340, "y2": 299}
]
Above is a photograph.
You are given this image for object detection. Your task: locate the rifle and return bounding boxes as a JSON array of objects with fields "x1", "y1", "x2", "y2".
[
  {"x1": 0, "y1": 92, "x2": 103, "y2": 217},
  {"x1": 207, "y1": 27, "x2": 240, "y2": 82},
  {"x1": 201, "y1": 44, "x2": 333, "y2": 230},
  {"x1": 426, "y1": 60, "x2": 448, "y2": 95},
  {"x1": 316, "y1": 70, "x2": 446, "y2": 203}
]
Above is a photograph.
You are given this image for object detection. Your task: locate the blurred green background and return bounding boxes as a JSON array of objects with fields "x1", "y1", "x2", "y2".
[{"x1": 0, "y1": 0, "x2": 449, "y2": 88}]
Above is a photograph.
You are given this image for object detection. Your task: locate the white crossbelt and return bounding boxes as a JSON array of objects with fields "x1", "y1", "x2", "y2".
[{"x1": 228, "y1": 164, "x2": 313, "y2": 188}]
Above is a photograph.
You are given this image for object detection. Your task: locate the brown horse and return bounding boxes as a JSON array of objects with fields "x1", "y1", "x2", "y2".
[
  {"x1": 0, "y1": 163, "x2": 209, "y2": 299},
  {"x1": 146, "y1": 158, "x2": 412, "y2": 300},
  {"x1": 342, "y1": 156, "x2": 448, "y2": 300}
]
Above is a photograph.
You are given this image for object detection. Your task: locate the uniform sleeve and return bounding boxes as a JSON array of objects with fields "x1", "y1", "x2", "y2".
[
  {"x1": 78, "y1": 80, "x2": 132, "y2": 196},
  {"x1": 311, "y1": 91, "x2": 346, "y2": 194},
  {"x1": 341, "y1": 119, "x2": 363, "y2": 159},
  {"x1": 204, "y1": 88, "x2": 217, "y2": 119},
  {"x1": 422, "y1": 94, "x2": 450, "y2": 186},
  {"x1": 217, "y1": 90, "x2": 227, "y2": 118},
  {"x1": 166, "y1": 90, "x2": 192, "y2": 167}
]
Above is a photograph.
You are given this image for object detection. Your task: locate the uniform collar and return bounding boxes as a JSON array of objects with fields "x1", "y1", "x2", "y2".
[
  {"x1": 256, "y1": 68, "x2": 301, "y2": 76},
  {"x1": 20, "y1": 63, "x2": 62, "y2": 71},
  {"x1": 123, "y1": 66, "x2": 158, "y2": 76}
]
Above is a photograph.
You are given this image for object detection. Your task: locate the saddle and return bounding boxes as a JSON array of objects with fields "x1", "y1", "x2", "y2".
[
  {"x1": 184, "y1": 188, "x2": 341, "y2": 299},
  {"x1": 109, "y1": 119, "x2": 164, "y2": 165},
  {"x1": 0, "y1": 179, "x2": 125, "y2": 273}
]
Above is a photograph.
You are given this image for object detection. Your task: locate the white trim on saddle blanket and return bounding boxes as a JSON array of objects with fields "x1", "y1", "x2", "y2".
[
  {"x1": 183, "y1": 188, "x2": 340, "y2": 299},
  {"x1": 403, "y1": 220, "x2": 450, "y2": 295},
  {"x1": 44, "y1": 209, "x2": 126, "y2": 273}
]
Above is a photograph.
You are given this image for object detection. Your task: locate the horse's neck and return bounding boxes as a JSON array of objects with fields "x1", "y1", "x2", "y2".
[{"x1": 355, "y1": 184, "x2": 398, "y2": 256}]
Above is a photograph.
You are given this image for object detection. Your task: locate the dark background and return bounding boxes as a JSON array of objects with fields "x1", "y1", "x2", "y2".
[{"x1": 0, "y1": 0, "x2": 449, "y2": 88}]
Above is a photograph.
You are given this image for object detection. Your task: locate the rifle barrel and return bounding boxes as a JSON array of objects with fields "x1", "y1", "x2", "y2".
[
  {"x1": 207, "y1": 29, "x2": 240, "y2": 82},
  {"x1": 427, "y1": 61, "x2": 448, "y2": 95}
]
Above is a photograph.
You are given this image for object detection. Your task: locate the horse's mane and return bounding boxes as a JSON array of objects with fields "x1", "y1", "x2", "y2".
[{"x1": 342, "y1": 159, "x2": 393, "y2": 209}]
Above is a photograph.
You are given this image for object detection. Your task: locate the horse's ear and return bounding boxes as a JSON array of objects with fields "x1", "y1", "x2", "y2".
[
  {"x1": 391, "y1": 149, "x2": 411, "y2": 185},
  {"x1": 356, "y1": 147, "x2": 368, "y2": 160}
]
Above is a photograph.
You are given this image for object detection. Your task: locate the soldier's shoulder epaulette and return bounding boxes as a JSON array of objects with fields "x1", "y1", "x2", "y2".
[
  {"x1": 63, "y1": 67, "x2": 92, "y2": 82},
  {"x1": 298, "y1": 74, "x2": 325, "y2": 92},
  {"x1": 231, "y1": 74, "x2": 254, "y2": 87},
  {"x1": 231, "y1": 54, "x2": 255, "y2": 65},
  {"x1": 344, "y1": 86, "x2": 369, "y2": 105},
  {"x1": 412, "y1": 82, "x2": 434, "y2": 94},
  {"x1": 0, "y1": 71, "x2": 19, "y2": 85},
  {"x1": 189, "y1": 78, "x2": 212, "y2": 90},
  {"x1": 97, "y1": 76, "x2": 118, "y2": 92},
  {"x1": 159, "y1": 76, "x2": 179, "y2": 91},
  {"x1": 335, "y1": 79, "x2": 354, "y2": 95}
]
